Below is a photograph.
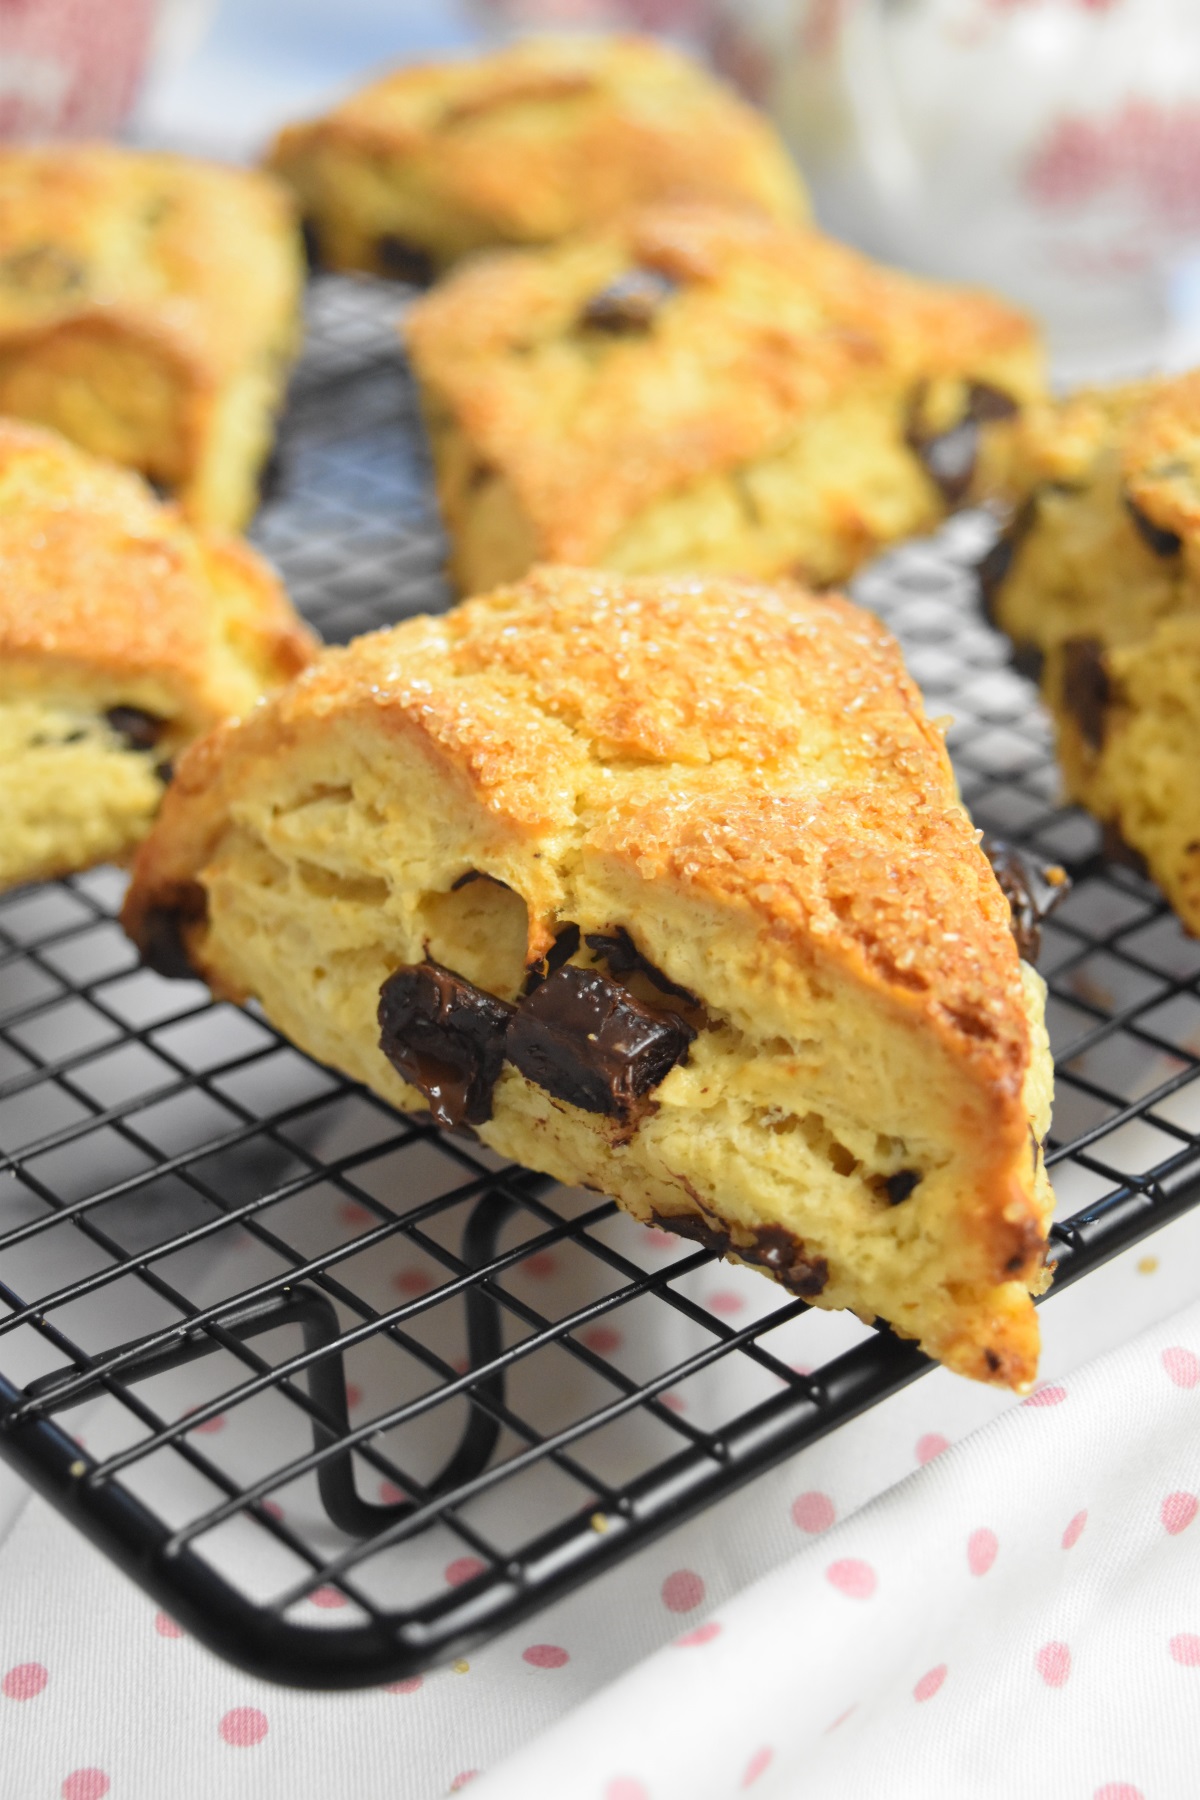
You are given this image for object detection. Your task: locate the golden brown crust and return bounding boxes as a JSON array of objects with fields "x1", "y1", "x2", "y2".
[
  {"x1": 404, "y1": 202, "x2": 1043, "y2": 584},
  {"x1": 0, "y1": 419, "x2": 316, "y2": 731},
  {"x1": 267, "y1": 34, "x2": 807, "y2": 269},
  {"x1": 0, "y1": 145, "x2": 303, "y2": 526}
]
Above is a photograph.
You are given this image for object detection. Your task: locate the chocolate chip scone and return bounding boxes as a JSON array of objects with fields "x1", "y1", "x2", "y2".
[
  {"x1": 0, "y1": 145, "x2": 304, "y2": 528},
  {"x1": 403, "y1": 202, "x2": 1044, "y2": 594},
  {"x1": 0, "y1": 421, "x2": 317, "y2": 892},
  {"x1": 122, "y1": 567, "x2": 1055, "y2": 1389},
  {"x1": 266, "y1": 34, "x2": 806, "y2": 279},
  {"x1": 976, "y1": 371, "x2": 1200, "y2": 930}
]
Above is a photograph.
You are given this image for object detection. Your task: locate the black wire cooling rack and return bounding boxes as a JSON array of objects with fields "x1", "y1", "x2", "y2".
[{"x1": 4, "y1": 276, "x2": 1200, "y2": 1690}]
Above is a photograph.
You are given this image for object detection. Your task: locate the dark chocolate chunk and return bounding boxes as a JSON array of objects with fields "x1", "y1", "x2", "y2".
[
  {"x1": 0, "y1": 244, "x2": 86, "y2": 297},
  {"x1": 378, "y1": 961, "x2": 514, "y2": 1130},
  {"x1": 580, "y1": 268, "x2": 678, "y2": 334},
  {"x1": 506, "y1": 964, "x2": 694, "y2": 1122},
  {"x1": 104, "y1": 706, "x2": 165, "y2": 752},
  {"x1": 374, "y1": 234, "x2": 436, "y2": 286},
  {"x1": 1125, "y1": 492, "x2": 1183, "y2": 558},
  {"x1": 1060, "y1": 636, "x2": 1111, "y2": 752},
  {"x1": 137, "y1": 882, "x2": 207, "y2": 981},
  {"x1": 300, "y1": 218, "x2": 323, "y2": 272},
  {"x1": 738, "y1": 1224, "x2": 828, "y2": 1296},
  {"x1": 585, "y1": 927, "x2": 699, "y2": 1004},
  {"x1": 981, "y1": 835, "x2": 1070, "y2": 962},
  {"x1": 523, "y1": 923, "x2": 582, "y2": 994},
  {"x1": 975, "y1": 495, "x2": 1038, "y2": 629},
  {"x1": 883, "y1": 1168, "x2": 922, "y2": 1206},
  {"x1": 908, "y1": 381, "x2": 1020, "y2": 506},
  {"x1": 154, "y1": 760, "x2": 174, "y2": 786},
  {"x1": 649, "y1": 1207, "x2": 730, "y2": 1260}
]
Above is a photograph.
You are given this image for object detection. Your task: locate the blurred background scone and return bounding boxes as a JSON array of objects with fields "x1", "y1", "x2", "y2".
[
  {"x1": 979, "y1": 370, "x2": 1200, "y2": 932},
  {"x1": 266, "y1": 34, "x2": 808, "y2": 279},
  {"x1": 122, "y1": 566, "x2": 1054, "y2": 1389},
  {"x1": 0, "y1": 420, "x2": 317, "y2": 894},
  {"x1": 404, "y1": 201, "x2": 1044, "y2": 595},
  {"x1": 0, "y1": 145, "x2": 304, "y2": 529}
]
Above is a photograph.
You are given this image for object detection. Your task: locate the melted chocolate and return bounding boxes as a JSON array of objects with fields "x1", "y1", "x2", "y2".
[
  {"x1": 1060, "y1": 636, "x2": 1111, "y2": 752},
  {"x1": 378, "y1": 961, "x2": 514, "y2": 1130},
  {"x1": 506, "y1": 964, "x2": 694, "y2": 1122},
  {"x1": 981, "y1": 835, "x2": 1070, "y2": 962},
  {"x1": 580, "y1": 268, "x2": 678, "y2": 334},
  {"x1": 647, "y1": 1210, "x2": 827, "y2": 1297},
  {"x1": 137, "y1": 882, "x2": 207, "y2": 981},
  {"x1": 908, "y1": 382, "x2": 1020, "y2": 506},
  {"x1": 375, "y1": 234, "x2": 436, "y2": 286},
  {"x1": 105, "y1": 706, "x2": 165, "y2": 752},
  {"x1": 585, "y1": 928, "x2": 698, "y2": 1004},
  {"x1": 1125, "y1": 492, "x2": 1183, "y2": 558},
  {"x1": 883, "y1": 1169, "x2": 922, "y2": 1206}
]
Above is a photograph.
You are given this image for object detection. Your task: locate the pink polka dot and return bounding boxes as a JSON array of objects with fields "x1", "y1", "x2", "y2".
[
  {"x1": 1063, "y1": 1509, "x2": 1088, "y2": 1549},
  {"x1": 1162, "y1": 1491, "x2": 1198, "y2": 1536},
  {"x1": 387, "y1": 1676, "x2": 423, "y2": 1693},
  {"x1": 524, "y1": 1251, "x2": 558, "y2": 1279},
  {"x1": 967, "y1": 1527, "x2": 998, "y2": 1576},
  {"x1": 741, "y1": 1747, "x2": 773, "y2": 1787},
  {"x1": 605, "y1": 1782, "x2": 649, "y2": 1800},
  {"x1": 662, "y1": 1569, "x2": 706, "y2": 1613},
  {"x1": 916, "y1": 1433, "x2": 950, "y2": 1465},
  {"x1": 339, "y1": 1200, "x2": 371, "y2": 1227},
  {"x1": 660, "y1": 1392, "x2": 687, "y2": 1413},
  {"x1": 219, "y1": 1706, "x2": 269, "y2": 1747},
  {"x1": 2, "y1": 1662, "x2": 48, "y2": 1701},
  {"x1": 642, "y1": 1228, "x2": 676, "y2": 1252},
  {"x1": 1023, "y1": 1385, "x2": 1067, "y2": 1407},
  {"x1": 1094, "y1": 1788, "x2": 1144, "y2": 1800},
  {"x1": 708, "y1": 1289, "x2": 745, "y2": 1316},
  {"x1": 154, "y1": 1611, "x2": 183, "y2": 1638},
  {"x1": 345, "y1": 1383, "x2": 363, "y2": 1411},
  {"x1": 522, "y1": 1644, "x2": 569, "y2": 1668},
  {"x1": 825, "y1": 1559, "x2": 877, "y2": 1600},
  {"x1": 380, "y1": 1480, "x2": 407, "y2": 1505},
  {"x1": 188, "y1": 1412, "x2": 226, "y2": 1435},
  {"x1": 61, "y1": 1772, "x2": 109, "y2": 1800},
  {"x1": 581, "y1": 1325, "x2": 622, "y2": 1355},
  {"x1": 914, "y1": 1664, "x2": 947, "y2": 1703},
  {"x1": 393, "y1": 1268, "x2": 432, "y2": 1297},
  {"x1": 445, "y1": 1557, "x2": 486, "y2": 1587},
  {"x1": 791, "y1": 1491, "x2": 836, "y2": 1534},
  {"x1": 1163, "y1": 1347, "x2": 1200, "y2": 1388},
  {"x1": 449, "y1": 1774, "x2": 479, "y2": 1791},
  {"x1": 1035, "y1": 1641, "x2": 1071, "y2": 1687},
  {"x1": 675, "y1": 1621, "x2": 722, "y2": 1647},
  {"x1": 310, "y1": 1585, "x2": 346, "y2": 1609},
  {"x1": 1169, "y1": 1633, "x2": 1200, "y2": 1666}
]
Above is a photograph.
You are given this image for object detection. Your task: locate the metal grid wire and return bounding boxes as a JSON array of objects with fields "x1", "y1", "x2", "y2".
[{"x1": 3, "y1": 274, "x2": 1200, "y2": 1688}]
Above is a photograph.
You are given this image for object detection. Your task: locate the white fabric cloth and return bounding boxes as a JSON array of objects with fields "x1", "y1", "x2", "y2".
[{"x1": 6, "y1": 1206, "x2": 1200, "y2": 1800}]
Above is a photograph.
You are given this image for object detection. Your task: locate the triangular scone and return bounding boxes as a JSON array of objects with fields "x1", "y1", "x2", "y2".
[
  {"x1": 0, "y1": 420, "x2": 317, "y2": 892},
  {"x1": 122, "y1": 567, "x2": 1055, "y2": 1388}
]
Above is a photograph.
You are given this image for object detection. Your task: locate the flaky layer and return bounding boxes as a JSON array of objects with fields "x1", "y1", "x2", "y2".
[
  {"x1": 124, "y1": 568, "x2": 1054, "y2": 1387},
  {"x1": 267, "y1": 34, "x2": 806, "y2": 273},
  {"x1": 0, "y1": 145, "x2": 303, "y2": 526}
]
